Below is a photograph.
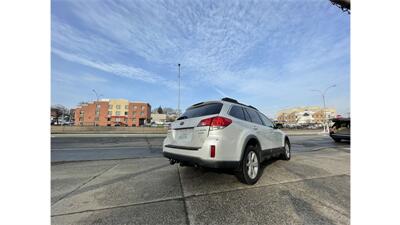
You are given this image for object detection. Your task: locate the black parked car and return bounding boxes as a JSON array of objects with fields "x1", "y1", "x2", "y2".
[{"x1": 330, "y1": 118, "x2": 350, "y2": 142}]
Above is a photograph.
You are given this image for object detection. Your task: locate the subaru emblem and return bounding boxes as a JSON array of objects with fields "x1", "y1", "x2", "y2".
[{"x1": 180, "y1": 121, "x2": 184, "y2": 125}]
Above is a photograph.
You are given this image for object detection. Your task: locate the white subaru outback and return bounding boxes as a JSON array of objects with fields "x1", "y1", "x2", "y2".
[{"x1": 163, "y1": 98, "x2": 291, "y2": 184}]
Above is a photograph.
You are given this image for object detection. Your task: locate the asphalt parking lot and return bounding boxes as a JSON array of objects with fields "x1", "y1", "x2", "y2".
[{"x1": 51, "y1": 135, "x2": 350, "y2": 225}]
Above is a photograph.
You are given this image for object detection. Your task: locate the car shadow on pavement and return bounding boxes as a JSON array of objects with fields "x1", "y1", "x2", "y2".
[
  {"x1": 279, "y1": 190, "x2": 336, "y2": 225},
  {"x1": 258, "y1": 157, "x2": 280, "y2": 178},
  {"x1": 191, "y1": 157, "x2": 281, "y2": 182}
]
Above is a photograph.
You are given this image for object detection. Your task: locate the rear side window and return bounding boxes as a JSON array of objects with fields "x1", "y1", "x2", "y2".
[
  {"x1": 244, "y1": 108, "x2": 264, "y2": 125},
  {"x1": 258, "y1": 112, "x2": 274, "y2": 128},
  {"x1": 243, "y1": 109, "x2": 252, "y2": 122},
  {"x1": 179, "y1": 103, "x2": 223, "y2": 119},
  {"x1": 229, "y1": 105, "x2": 246, "y2": 120}
]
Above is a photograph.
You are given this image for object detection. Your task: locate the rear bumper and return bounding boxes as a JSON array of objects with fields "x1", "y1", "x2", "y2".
[{"x1": 163, "y1": 152, "x2": 240, "y2": 169}]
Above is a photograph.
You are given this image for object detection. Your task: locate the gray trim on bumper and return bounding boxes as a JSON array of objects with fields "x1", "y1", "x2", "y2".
[
  {"x1": 164, "y1": 145, "x2": 201, "y2": 150},
  {"x1": 163, "y1": 152, "x2": 240, "y2": 169}
]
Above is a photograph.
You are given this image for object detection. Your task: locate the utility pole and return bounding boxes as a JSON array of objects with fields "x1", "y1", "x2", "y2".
[
  {"x1": 177, "y1": 63, "x2": 181, "y2": 117},
  {"x1": 311, "y1": 84, "x2": 337, "y2": 133},
  {"x1": 61, "y1": 109, "x2": 64, "y2": 126}
]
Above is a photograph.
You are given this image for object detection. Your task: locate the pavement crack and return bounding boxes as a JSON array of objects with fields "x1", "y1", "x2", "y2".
[
  {"x1": 51, "y1": 174, "x2": 349, "y2": 219},
  {"x1": 51, "y1": 163, "x2": 119, "y2": 206},
  {"x1": 177, "y1": 166, "x2": 191, "y2": 225},
  {"x1": 183, "y1": 174, "x2": 350, "y2": 200},
  {"x1": 51, "y1": 197, "x2": 183, "y2": 217}
]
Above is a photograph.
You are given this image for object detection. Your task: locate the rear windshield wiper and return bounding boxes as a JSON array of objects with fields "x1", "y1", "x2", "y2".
[{"x1": 177, "y1": 116, "x2": 188, "y2": 120}]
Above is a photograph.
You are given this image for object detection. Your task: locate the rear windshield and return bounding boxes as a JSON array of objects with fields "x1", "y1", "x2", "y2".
[
  {"x1": 178, "y1": 103, "x2": 222, "y2": 120},
  {"x1": 333, "y1": 121, "x2": 350, "y2": 128}
]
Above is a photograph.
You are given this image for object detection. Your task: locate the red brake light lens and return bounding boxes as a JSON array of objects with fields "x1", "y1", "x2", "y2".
[
  {"x1": 198, "y1": 117, "x2": 213, "y2": 127},
  {"x1": 211, "y1": 116, "x2": 232, "y2": 127},
  {"x1": 197, "y1": 116, "x2": 232, "y2": 128}
]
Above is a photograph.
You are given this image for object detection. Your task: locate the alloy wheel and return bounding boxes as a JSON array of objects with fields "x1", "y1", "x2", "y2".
[
  {"x1": 246, "y1": 151, "x2": 259, "y2": 179},
  {"x1": 285, "y1": 142, "x2": 290, "y2": 158}
]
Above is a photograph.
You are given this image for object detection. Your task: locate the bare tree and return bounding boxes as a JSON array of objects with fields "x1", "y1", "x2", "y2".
[
  {"x1": 157, "y1": 106, "x2": 164, "y2": 114},
  {"x1": 330, "y1": 0, "x2": 350, "y2": 13},
  {"x1": 51, "y1": 104, "x2": 69, "y2": 125}
]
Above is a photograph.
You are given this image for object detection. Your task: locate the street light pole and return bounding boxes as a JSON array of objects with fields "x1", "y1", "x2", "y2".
[
  {"x1": 311, "y1": 84, "x2": 336, "y2": 133},
  {"x1": 177, "y1": 64, "x2": 181, "y2": 117}
]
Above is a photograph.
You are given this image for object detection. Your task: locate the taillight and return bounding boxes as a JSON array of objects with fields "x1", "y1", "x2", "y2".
[
  {"x1": 198, "y1": 117, "x2": 213, "y2": 127},
  {"x1": 211, "y1": 116, "x2": 232, "y2": 127},
  {"x1": 197, "y1": 116, "x2": 232, "y2": 130}
]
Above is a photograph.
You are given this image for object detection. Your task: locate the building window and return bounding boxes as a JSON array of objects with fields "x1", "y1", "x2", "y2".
[
  {"x1": 133, "y1": 106, "x2": 137, "y2": 110},
  {"x1": 124, "y1": 111, "x2": 128, "y2": 116},
  {"x1": 141, "y1": 106, "x2": 145, "y2": 110},
  {"x1": 116, "y1": 105, "x2": 121, "y2": 109},
  {"x1": 109, "y1": 105, "x2": 113, "y2": 109},
  {"x1": 95, "y1": 111, "x2": 100, "y2": 116},
  {"x1": 96, "y1": 104, "x2": 101, "y2": 108},
  {"x1": 140, "y1": 112, "x2": 144, "y2": 116},
  {"x1": 108, "y1": 111, "x2": 112, "y2": 115},
  {"x1": 95, "y1": 117, "x2": 99, "y2": 121},
  {"x1": 116, "y1": 111, "x2": 121, "y2": 116},
  {"x1": 116, "y1": 118, "x2": 121, "y2": 122},
  {"x1": 107, "y1": 118, "x2": 111, "y2": 121},
  {"x1": 125, "y1": 105, "x2": 128, "y2": 109}
]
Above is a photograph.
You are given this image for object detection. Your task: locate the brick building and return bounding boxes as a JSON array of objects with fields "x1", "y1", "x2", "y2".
[{"x1": 74, "y1": 99, "x2": 151, "y2": 126}]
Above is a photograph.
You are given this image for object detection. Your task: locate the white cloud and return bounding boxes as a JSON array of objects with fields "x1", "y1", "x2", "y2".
[
  {"x1": 82, "y1": 74, "x2": 107, "y2": 83},
  {"x1": 52, "y1": 71, "x2": 107, "y2": 83},
  {"x1": 214, "y1": 88, "x2": 229, "y2": 97},
  {"x1": 52, "y1": 49, "x2": 178, "y2": 89},
  {"x1": 65, "y1": 1, "x2": 296, "y2": 75}
]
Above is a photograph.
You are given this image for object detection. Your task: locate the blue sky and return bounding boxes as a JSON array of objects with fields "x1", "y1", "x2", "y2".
[{"x1": 51, "y1": 0, "x2": 350, "y2": 117}]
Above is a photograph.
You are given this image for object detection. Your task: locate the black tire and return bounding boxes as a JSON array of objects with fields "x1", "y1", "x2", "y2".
[
  {"x1": 236, "y1": 145, "x2": 261, "y2": 185},
  {"x1": 333, "y1": 138, "x2": 341, "y2": 143},
  {"x1": 281, "y1": 138, "x2": 291, "y2": 160}
]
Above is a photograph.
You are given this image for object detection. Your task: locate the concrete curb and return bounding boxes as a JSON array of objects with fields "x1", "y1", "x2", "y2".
[
  {"x1": 51, "y1": 133, "x2": 168, "y2": 138},
  {"x1": 51, "y1": 132, "x2": 326, "y2": 138}
]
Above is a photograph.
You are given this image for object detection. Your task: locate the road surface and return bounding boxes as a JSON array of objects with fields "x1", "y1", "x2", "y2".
[
  {"x1": 51, "y1": 136, "x2": 350, "y2": 225},
  {"x1": 51, "y1": 135, "x2": 349, "y2": 162}
]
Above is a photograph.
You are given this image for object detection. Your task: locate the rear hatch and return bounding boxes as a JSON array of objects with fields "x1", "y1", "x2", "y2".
[{"x1": 168, "y1": 102, "x2": 223, "y2": 149}]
